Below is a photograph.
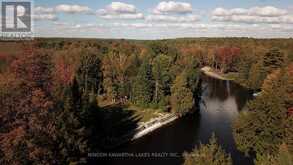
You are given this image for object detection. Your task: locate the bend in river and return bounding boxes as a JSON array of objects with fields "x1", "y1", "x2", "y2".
[{"x1": 101, "y1": 74, "x2": 254, "y2": 165}]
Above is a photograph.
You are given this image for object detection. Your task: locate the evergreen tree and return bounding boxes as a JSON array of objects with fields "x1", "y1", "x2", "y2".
[
  {"x1": 184, "y1": 134, "x2": 232, "y2": 165},
  {"x1": 185, "y1": 59, "x2": 201, "y2": 98},
  {"x1": 285, "y1": 116, "x2": 293, "y2": 154},
  {"x1": 132, "y1": 60, "x2": 154, "y2": 106},
  {"x1": 171, "y1": 72, "x2": 194, "y2": 116},
  {"x1": 255, "y1": 144, "x2": 293, "y2": 165},
  {"x1": 233, "y1": 69, "x2": 289, "y2": 155},
  {"x1": 55, "y1": 87, "x2": 87, "y2": 164},
  {"x1": 152, "y1": 54, "x2": 172, "y2": 105},
  {"x1": 263, "y1": 48, "x2": 286, "y2": 74},
  {"x1": 235, "y1": 54, "x2": 254, "y2": 86},
  {"x1": 247, "y1": 61, "x2": 266, "y2": 90}
]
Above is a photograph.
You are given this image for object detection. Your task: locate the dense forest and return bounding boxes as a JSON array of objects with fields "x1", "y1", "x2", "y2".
[{"x1": 0, "y1": 38, "x2": 292, "y2": 164}]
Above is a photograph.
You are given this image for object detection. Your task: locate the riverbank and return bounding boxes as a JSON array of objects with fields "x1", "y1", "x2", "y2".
[
  {"x1": 108, "y1": 74, "x2": 254, "y2": 165},
  {"x1": 201, "y1": 66, "x2": 232, "y2": 80},
  {"x1": 105, "y1": 67, "x2": 232, "y2": 149},
  {"x1": 201, "y1": 66, "x2": 257, "y2": 94},
  {"x1": 104, "y1": 112, "x2": 178, "y2": 149},
  {"x1": 131, "y1": 113, "x2": 178, "y2": 140}
]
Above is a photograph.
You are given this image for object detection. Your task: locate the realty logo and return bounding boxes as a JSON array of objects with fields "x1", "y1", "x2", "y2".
[{"x1": 1, "y1": 1, "x2": 31, "y2": 32}]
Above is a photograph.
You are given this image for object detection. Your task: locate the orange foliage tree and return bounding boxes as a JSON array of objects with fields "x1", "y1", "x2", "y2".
[
  {"x1": 215, "y1": 47, "x2": 240, "y2": 72},
  {"x1": 0, "y1": 48, "x2": 57, "y2": 164}
]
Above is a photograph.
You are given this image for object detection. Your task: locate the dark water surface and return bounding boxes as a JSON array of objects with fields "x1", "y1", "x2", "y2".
[{"x1": 102, "y1": 75, "x2": 254, "y2": 165}]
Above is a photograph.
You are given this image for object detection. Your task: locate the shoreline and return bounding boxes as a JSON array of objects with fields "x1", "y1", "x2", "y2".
[
  {"x1": 105, "y1": 66, "x2": 238, "y2": 149},
  {"x1": 131, "y1": 113, "x2": 178, "y2": 141},
  {"x1": 201, "y1": 66, "x2": 259, "y2": 95},
  {"x1": 201, "y1": 66, "x2": 231, "y2": 80},
  {"x1": 105, "y1": 66, "x2": 229, "y2": 149},
  {"x1": 104, "y1": 113, "x2": 179, "y2": 149}
]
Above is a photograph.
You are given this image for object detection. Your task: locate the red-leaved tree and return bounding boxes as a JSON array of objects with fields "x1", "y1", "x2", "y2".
[{"x1": 215, "y1": 47, "x2": 240, "y2": 72}]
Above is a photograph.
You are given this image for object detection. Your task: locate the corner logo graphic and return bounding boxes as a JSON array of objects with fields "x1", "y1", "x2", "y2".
[{"x1": 2, "y1": 1, "x2": 31, "y2": 32}]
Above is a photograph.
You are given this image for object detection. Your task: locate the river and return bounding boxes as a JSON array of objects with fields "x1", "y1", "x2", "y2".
[{"x1": 101, "y1": 74, "x2": 254, "y2": 165}]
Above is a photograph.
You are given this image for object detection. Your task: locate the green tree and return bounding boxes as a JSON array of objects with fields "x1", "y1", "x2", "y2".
[
  {"x1": 234, "y1": 54, "x2": 255, "y2": 86},
  {"x1": 184, "y1": 134, "x2": 232, "y2": 165},
  {"x1": 132, "y1": 60, "x2": 154, "y2": 106},
  {"x1": 233, "y1": 69, "x2": 289, "y2": 155},
  {"x1": 263, "y1": 48, "x2": 286, "y2": 73},
  {"x1": 55, "y1": 86, "x2": 87, "y2": 164},
  {"x1": 255, "y1": 144, "x2": 293, "y2": 165},
  {"x1": 247, "y1": 61, "x2": 266, "y2": 90},
  {"x1": 285, "y1": 117, "x2": 293, "y2": 154},
  {"x1": 171, "y1": 72, "x2": 194, "y2": 116},
  {"x1": 185, "y1": 59, "x2": 201, "y2": 98},
  {"x1": 152, "y1": 54, "x2": 172, "y2": 104}
]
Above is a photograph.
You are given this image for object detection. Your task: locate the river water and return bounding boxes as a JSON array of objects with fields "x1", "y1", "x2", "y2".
[{"x1": 103, "y1": 75, "x2": 254, "y2": 165}]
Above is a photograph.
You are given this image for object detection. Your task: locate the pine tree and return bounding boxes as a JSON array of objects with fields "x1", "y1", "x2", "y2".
[
  {"x1": 171, "y1": 72, "x2": 194, "y2": 116},
  {"x1": 247, "y1": 61, "x2": 266, "y2": 90},
  {"x1": 184, "y1": 134, "x2": 232, "y2": 165},
  {"x1": 285, "y1": 117, "x2": 293, "y2": 154},
  {"x1": 255, "y1": 144, "x2": 293, "y2": 165},
  {"x1": 263, "y1": 48, "x2": 286, "y2": 74},
  {"x1": 132, "y1": 60, "x2": 154, "y2": 106},
  {"x1": 185, "y1": 59, "x2": 201, "y2": 98},
  {"x1": 233, "y1": 69, "x2": 289, "y2": 155},
  {"x1": 55, "y1": 87, "x2": 87, "y2": 164},
  {"x1": 152, "y1": 54, "x2": 172, "y2": 104},
  {"x1": 235, "y1": 54, "x2": 254, "y2": 86}
]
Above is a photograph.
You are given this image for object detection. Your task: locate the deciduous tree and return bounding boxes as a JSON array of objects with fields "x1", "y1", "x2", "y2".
[{"x1": 184, "y1": 134, "x2": 232, "y2": 165}]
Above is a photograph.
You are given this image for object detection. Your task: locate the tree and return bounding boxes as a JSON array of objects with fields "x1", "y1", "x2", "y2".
[
  {"x1": 76, "y1": 49, "x2": 102, "y2": 96},
  {"x1": 0, "y1": 49, "x2": 95, "y2": 164},
  {"x1": 255, "y1": 144, "x2": 292, "y2": 165},
  {"x1": 52, "y1": 49, "x2": 80, "y2": 87},
  {"x1": 235, "y1": 54, "x2": 255, "y2": 85},
  {"x1": 55, "y1": 86, "x2": 87, "y2": 164},
  {"x1": 285, "y1": 117, "x2": 293, "y2": 154},
  {"x1": 185, "y1": 59, "x2": 201, "y2": 97},
  {"x1": 152, "y1": 54, "x2": 172, "y2": 105},
  {"x1": 132, "y1": 60, "x2": 154, "y2": 106},
  {"x1": 233, "y1": 69, "x2": 289, "y2": 156},
  {"x1": 215, "y1": 47, "x2": 240, "y2": 73},
  {"x1": 247, "y1": 61, "x2": 266, "y2": 90},
  {"x1": 0, "y1": 49, "x2": 57, "y2": 164},
  {"x1": 102, "y1": 50, "x2": 137, "y2": 102},
  {"x1": 171, "y1": 72, "x2": 194, "y2": 116},
  {"x1": 184, "y1": 134, "x2": 232, "y2": 165},
  {"x1": 263, "y1": 48, "x2": 286, "y2": 74}
]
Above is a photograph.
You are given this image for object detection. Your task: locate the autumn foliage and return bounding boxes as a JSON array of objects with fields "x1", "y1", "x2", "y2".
[
  {"x1": 0, "y1": 38, "x2": 292, "y2": 164},
  {"x1": 0, "y1": 48, "x2": 56, "y2": 164},
  {"x1": 215, "y1": 47, "x2": 240, "y2": 72}
]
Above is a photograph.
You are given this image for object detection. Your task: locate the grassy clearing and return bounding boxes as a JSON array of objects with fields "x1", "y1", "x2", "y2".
[
  {"x1": 99, "y1": 100, "x2": 165, "y2": 123},
  {"x1": 125, "y1": 105, "x2": 164, "y2": 122}
]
